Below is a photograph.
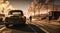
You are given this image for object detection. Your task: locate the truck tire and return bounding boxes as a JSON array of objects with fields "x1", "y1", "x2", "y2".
[{"x1": 5, "y1": 24, "x2": 9, "y2": 28}]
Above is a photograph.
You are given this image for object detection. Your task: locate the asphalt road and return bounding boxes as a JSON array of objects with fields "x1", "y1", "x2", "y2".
[
  {"x1": 0, "y1": 20, "x2": 60, "y2": 33},
  {"x1": 0, "y1": 24, "x2": 45, "y2": 33},
  {"x1": 31, "y1": 21, "x2": 60, "y2": 33}
]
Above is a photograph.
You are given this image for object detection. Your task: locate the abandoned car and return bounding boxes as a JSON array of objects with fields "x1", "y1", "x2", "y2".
[{"x1": 5, "y1": 10, "x2": 26, "y2": 27}]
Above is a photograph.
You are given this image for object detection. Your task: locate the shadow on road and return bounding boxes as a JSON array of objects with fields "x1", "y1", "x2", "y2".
[{"x1": 7, "y1": 24, "x2": 45, "y2": 33}]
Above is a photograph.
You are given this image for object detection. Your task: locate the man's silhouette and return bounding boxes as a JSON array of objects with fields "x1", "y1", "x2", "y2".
[{"x1": 29, "y1": 16, "x2": 32, "y2": 22}]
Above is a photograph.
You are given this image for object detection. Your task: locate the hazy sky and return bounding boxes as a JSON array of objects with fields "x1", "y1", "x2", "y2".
[
  {"x1": 53, "y1": 0, "x2": 60, "y2": 5},
  {"x1": 9, "y1": 0, "x2": 33, "y2": 12},
  {"x1": 8, "y1": 0, "x2": 60, "y2": 12}
]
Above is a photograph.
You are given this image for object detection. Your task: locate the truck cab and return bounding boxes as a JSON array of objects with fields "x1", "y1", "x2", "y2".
[
  {"x1": 5, "y1": 10, "x2": 26, "y2": 27},
  {"x1": 49, "y1": 11, "x2": 60, "y2": 21}
]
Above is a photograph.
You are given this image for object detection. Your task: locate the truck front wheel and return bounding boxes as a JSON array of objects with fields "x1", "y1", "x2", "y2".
[{"x1": 5, "y1": 24, "x2": 9, "y2": 28}]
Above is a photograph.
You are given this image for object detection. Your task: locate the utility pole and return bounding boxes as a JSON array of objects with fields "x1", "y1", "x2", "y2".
[
  {"x1": 52, "y1": 0, "x2": 54, "y2": 19},
  {"x1": 53, "y1": 0, "x2": 54, "y2": 11}
]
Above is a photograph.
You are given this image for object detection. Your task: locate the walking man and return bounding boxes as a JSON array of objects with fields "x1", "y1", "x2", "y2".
[{"x1": 29, "y1": 16, "x2": 32, "y2": 22}]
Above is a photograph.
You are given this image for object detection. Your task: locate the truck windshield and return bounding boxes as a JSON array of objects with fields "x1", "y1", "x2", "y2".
[{"x1": 12, "y1": 12, "x2": 21, "y2": 15}]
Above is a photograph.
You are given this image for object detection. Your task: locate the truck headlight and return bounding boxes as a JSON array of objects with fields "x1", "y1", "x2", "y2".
[
  {"x1": 6, "y1": 15, "x2": 13, "y2": 17},
  {"x1": 22, "y1": 16, "x2": 24, "y2": 18}
]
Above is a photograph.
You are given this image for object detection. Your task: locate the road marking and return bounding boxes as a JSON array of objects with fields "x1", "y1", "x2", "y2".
[
  {"x1": 2, "y1": 30, "x2": 12, "y2": 33},
  {"x1": 0, "y1": 27, "x2": 6, "y2": 32},
  {"x1": 27, "y1": 23, "x2": 37, "y2": 33},
  {"x1": 27, "y1": 21, "x2": 49, "y2": 33},
  {"x1": 32, "y1": 22, "x2": 49, "y2": 33},
  {"x1": 40, "y1": 27, "x2": 49, "y2": 33},
  {"x1": 36, "y1": 22, "x2": 45, "y2": 26},
  {"x1": 28, "y1": 25, "x2": 38, "y2": 33}
]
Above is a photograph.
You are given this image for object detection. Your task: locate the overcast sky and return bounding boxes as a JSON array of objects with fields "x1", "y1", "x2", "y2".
[
  {"x1": 9, "y1": 0, "x2": 33, "y2": 12},
  {"x1": 8, "y1": 0, "x2": 60, "y2": 12}
]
